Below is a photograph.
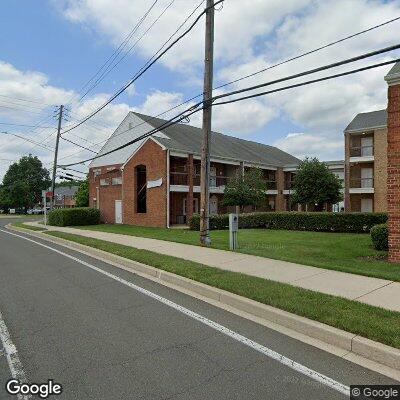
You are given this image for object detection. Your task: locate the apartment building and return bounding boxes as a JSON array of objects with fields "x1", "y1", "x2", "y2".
[
  {"x1": 344, "y1": 109, "x2": 387, "y2": 212},
  {"x1": 53, "y1": 186, "x2": 78, "y2": 209},
  {"x1": 89, "y1": 111, "x2": 343, "y2": 227}
]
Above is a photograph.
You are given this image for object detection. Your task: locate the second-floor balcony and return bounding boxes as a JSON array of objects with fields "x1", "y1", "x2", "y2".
[
  {"x1": 350, "y1": 145, "x2": 374, "y2": 158},
  {"x1": 284, "y1": 180, "x2": 294, "y2": 190},
  {"x1": 350, "y1": 177, "x2": 374, "y2": 188},
  {"x1": 170, "y1": 172, "x2": 231, "y2": 188}
]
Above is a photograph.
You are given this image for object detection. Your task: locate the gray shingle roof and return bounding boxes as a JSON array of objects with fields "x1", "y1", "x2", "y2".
[
  {"x1": 344, "y1": 109, "x2": 387, "y2": 133},
  {"x1": 53, "y1": 186, "x2": 79, "y2": 196},
  {"x1": 133, "y1": 112, "x2": 300, "y2": 167},
  {"x1": 385, "y1": 61, "x2": 400, "y2": 79}
]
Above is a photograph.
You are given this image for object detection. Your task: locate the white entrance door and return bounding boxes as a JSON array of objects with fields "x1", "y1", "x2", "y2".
[
  {"x1": 115, "y1": 200, "x2": 122, "y2": 224},
  {"x1": 210, "y1": 195, "x2": 218, "y2": 215},
  {"x1": 361, "y1": 168, "x2": 373, "y2": 188},
  {"x1": 361, "y1": 198, "x2": 373, "y2": 212}
]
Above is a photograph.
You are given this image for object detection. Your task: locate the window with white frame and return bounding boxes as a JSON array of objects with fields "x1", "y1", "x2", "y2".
[
  {"x1": 112, "y1": 177, "x2": 122, "y2": 185},
  {"x1": 100, "y1": 178, "x2": 109, "y2": 186}
]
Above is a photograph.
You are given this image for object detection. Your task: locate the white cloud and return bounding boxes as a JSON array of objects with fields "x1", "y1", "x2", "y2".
[
  {"x1": 274, "y1": 132, "x2": 344, "y2": 160},
  {"x1": 56, "y1": 0, "x2": 311, "y2": 72}
]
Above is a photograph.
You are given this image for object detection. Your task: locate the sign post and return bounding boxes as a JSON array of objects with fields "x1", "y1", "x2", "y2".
[
  {"x1": 229, "y1": 213, "x2": 238, "y2": 250},
  {"x1": 42, "y1": 190, "x2": 47, "y2": 227}
]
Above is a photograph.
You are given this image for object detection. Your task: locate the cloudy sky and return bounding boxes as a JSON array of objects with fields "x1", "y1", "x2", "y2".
[{"x1": 0, "y1": 0, "x2": 399, "y2": 180}]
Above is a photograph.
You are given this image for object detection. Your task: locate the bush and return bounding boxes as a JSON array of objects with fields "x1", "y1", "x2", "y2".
[
  {"x1": 189, "y1": 212, "x2": 388, "y2": 233},
  {"x1": 48, "y1": 207, "x2": 100, "y2": 227},
  {"x1": 370, "y1": 224, "x2": 388, "y2": 250}
]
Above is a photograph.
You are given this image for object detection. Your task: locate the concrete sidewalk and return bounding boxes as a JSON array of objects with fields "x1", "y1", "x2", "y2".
[{"x1": 27, "y1": 222, "x2": 400, "y2": 313}]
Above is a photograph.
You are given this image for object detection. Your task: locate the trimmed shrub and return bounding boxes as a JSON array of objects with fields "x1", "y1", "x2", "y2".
[
  {"x1": 189, "y1": 212, "x2": 388, "y2": 233},
  {"x1": 370, "y1": 224, "x2": 388, "y2": 250},
  {"x1": 48, "y1": 207, "x2": 100, "y2": 227}
]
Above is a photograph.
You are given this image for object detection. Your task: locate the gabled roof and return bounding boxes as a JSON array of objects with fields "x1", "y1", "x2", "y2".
[
  {"x1": 344, "y1": 109, "x2": 387, "y2": 133},
  {"x1": 53, "y1": 186, "x2": 79, "y2": 196},
  {"x1": 385, "y1": 61, "x2": 400, "y2": 82},
  {"x1": 93, "y1": 111, "x2": 299, "y2": 168}
]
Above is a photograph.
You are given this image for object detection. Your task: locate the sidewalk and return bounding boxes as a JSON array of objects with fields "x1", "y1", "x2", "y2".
[{"x1": 28, "y1": 222, "x2": 400, "y2": 313}]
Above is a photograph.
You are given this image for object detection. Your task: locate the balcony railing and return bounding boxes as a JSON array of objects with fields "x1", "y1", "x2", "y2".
[
  {"x1": 350, "y1": 145, "x2": 373, "y2": 157},
  {"x1": 350, "y1": 177, "x2": 374, "y2": 188},
  {"x1": 284, "y1": 180, "x2": 294, "y2": 190},
  {"x1": 266, "y1": 180, "x2": 277, "y2": 190},
  {"x1": 170, "y1": 172, "x2": 188, "y2": 185},
  {"x1": 170, "y1": 172, "x2": 230, "y2": 187}
]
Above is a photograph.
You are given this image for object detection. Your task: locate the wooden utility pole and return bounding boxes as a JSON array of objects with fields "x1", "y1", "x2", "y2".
[
  {"x1": 199, "y1": 0, "x2": 215, "y2": 246},
  {"x1": 51, "y1": 104, "x2": 64, "y2": 209}
]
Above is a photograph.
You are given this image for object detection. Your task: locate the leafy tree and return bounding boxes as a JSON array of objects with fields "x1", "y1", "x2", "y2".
[
  {"x1": 75, "y1": 178, "x2": 89, "y2": 207},
  {"x1": 291, "y1": 158, "x2": 343, "y2": 211},
  {"x1": 1, "y1": 155, "x2": 51, "y2": 211},
  {"x1": 222, "y1": 168, "x2": 267, "y2": 211}
]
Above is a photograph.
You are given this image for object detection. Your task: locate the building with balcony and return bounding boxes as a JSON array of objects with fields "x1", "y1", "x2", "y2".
[
  {"x1": 344, "y1": 109, "x2": 387, "y2": 212},
  {"x1": 89, "y1": 111, "x2": 343, "y2": 227}
]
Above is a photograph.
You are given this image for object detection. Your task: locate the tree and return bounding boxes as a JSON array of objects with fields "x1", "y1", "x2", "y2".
[
  {"x1": 222, "y1": 168, "x2": 267, "y2": 211},
  {"x1": 291, "y1": 158, "x2": 343, "y2": 211},
  {"x1": 1, "y1": 155, "x2": 51, "y2": 211},
  {"x1": 75, "y1": 178, "x2": 89, "y2": 207}
]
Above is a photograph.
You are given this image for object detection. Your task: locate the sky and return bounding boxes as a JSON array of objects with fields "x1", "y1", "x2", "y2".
[{"x1": 0, "y1": 0, "x2": 399, "y2": 180}]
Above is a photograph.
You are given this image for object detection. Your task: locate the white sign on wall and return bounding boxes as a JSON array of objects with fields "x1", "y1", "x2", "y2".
[{"x1": 147, "y1": 178, "x2": 163, "y2": 189}]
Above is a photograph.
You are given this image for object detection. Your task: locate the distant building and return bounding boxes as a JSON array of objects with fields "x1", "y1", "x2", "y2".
[{"x1": 53, "y1": 186, "x2": 79, "y2": 209}]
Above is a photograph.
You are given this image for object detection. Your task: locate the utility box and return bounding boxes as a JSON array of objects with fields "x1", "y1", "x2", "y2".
[{"x1": 229, "y1": 213, "x2": 239, "y2": 250}]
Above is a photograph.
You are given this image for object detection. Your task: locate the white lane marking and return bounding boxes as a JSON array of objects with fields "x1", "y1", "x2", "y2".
[
  {"x1": 1, "y1": 228, "x2": 350, "y2": 397},
  {"x1": 0, "y1": 309, "x2": 30, "y2": 400}
]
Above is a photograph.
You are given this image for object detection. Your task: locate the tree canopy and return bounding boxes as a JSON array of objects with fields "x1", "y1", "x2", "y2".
[
  {"x1": 0, "y1": 155, "x2": 51, "y2": 210},
  {"x1": 291, "y1": 158, "x2": 343, "y2": 210},
  {"x1": 75, "y1": 178, "x2": 89, "y2": 207},
  {"x1": 222, "y1": 168, "x2": 267, "y2": 211}
]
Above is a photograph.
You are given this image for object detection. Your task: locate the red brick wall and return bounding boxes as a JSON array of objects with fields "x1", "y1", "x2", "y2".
[
  {"x1": 387, "y1": 84, "x2": 400, "y2": 262},
  {"x1": 123, "y1": 139, "x2": 167, "y2": 227},
  {"x1": 88, "y1": 164, "x2": 122, "y2": 223}
]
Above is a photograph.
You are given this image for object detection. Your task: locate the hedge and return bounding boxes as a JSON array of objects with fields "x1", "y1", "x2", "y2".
[
  {"x1": 189, "y1": 212, "x2": 388, "y2": 233},
  {"x1": 48, "y1": 207, "x2": 100, "y2": 227},
  {"x1": 370, "y1": 224, "x2": 388, "y2": 250}
]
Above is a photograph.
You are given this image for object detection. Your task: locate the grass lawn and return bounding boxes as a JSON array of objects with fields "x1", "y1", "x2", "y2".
[
  {"x1": 45, "y1": 231, "x2": 400, "y2": 349},
  {"x1": 78, "y1": 224, "x2": 400, "y2": 282}
]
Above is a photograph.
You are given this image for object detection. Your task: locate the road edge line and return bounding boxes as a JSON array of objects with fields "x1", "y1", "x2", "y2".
[{"x1": 6, "y1": 224, "x2": 400, "y2": 380}]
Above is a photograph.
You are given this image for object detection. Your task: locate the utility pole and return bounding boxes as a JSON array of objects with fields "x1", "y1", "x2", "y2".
[
  {"x1": 51, "y1": 104, "x2": 64, "y2": 209},
  {"x1": 199, "y1": 0, "x2": 215, "y2": 246}
]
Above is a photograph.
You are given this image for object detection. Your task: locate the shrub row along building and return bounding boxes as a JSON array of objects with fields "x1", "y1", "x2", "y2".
[{"x1": 89, "y1": 111, "x2": 344, "y2": 227}]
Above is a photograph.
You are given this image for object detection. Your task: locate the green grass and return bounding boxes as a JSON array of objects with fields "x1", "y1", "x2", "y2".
[
  {"x1": 78, "y1": 224, "x2": 400, "y2": 282},
  {"x1": 12, "y1": 222, "x2": 47, "y2": 231},
  {"x1": 45, "y1": 231, "x2": 400, "y2": 349}
]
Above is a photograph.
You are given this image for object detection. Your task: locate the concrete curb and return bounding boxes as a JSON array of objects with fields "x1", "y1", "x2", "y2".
[{"x1": 7, "y1": 224, "x2": 400, "y2": 374}]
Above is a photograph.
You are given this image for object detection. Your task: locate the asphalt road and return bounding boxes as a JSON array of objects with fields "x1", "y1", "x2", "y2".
[{"x1": 0, "y1": 218, "x2": 397, "y2": 399}]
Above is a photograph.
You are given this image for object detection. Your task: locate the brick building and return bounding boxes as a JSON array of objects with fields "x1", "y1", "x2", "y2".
[
  {"x1": 344, "y1": 62, "x2": 400, "y2": 213},
  {"x1": 53, "y1": 186, "x2": 78, "y2": 209},
  {"x1": 89, "y1": 112, "x2": 343, "y2": 227}
]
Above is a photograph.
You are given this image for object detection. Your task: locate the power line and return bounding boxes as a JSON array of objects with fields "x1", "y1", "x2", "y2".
[
  {"x1": 0, "y1": 131, "x2": 54, "y2": 151},
  {"x1": 215, "y1": 15, "x2": 400, "y2": 92},
  {"x1": 211, "y1": 43, "x2": 400, "y2": 103},
  {"x1": 61, "y1": 0, "x2": 223, "y2": 135},
  {"x1": 76, "y1": 0, "x2": 161, "y2": 104},
  {"x1": 90, "y1": 14, "x2": 400, "y2": 147},
  {"x1": 60, "y1": 136, "x2": 98, "y2": 154},
  {"x1": 59, "y1": 56, "x2": 400, "y2": 168},
  {"x1": 212, "y1": 58, "x2": 400, "y2": 106},
  {"x1": 0, "y1": 122, "x2": 54, "y2": 129}
]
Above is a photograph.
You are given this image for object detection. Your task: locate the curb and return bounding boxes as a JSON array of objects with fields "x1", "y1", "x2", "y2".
[{"x1": 7, "y1": 224, "x2": 400, "y2": 374}]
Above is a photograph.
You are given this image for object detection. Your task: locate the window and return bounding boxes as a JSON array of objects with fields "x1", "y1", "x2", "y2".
[
  {"x1": 100, "y1": 178, "x2": 109, "y2": 186},
  {"x1": 112, "y1": 177, "x2": 122, "y2": 185},
  {"x1": 93, "y1": 169, "x2": 101, "y2": 178},
  {"x1": 136, "y1": 165, "x2": 147, "y2": 213}
]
